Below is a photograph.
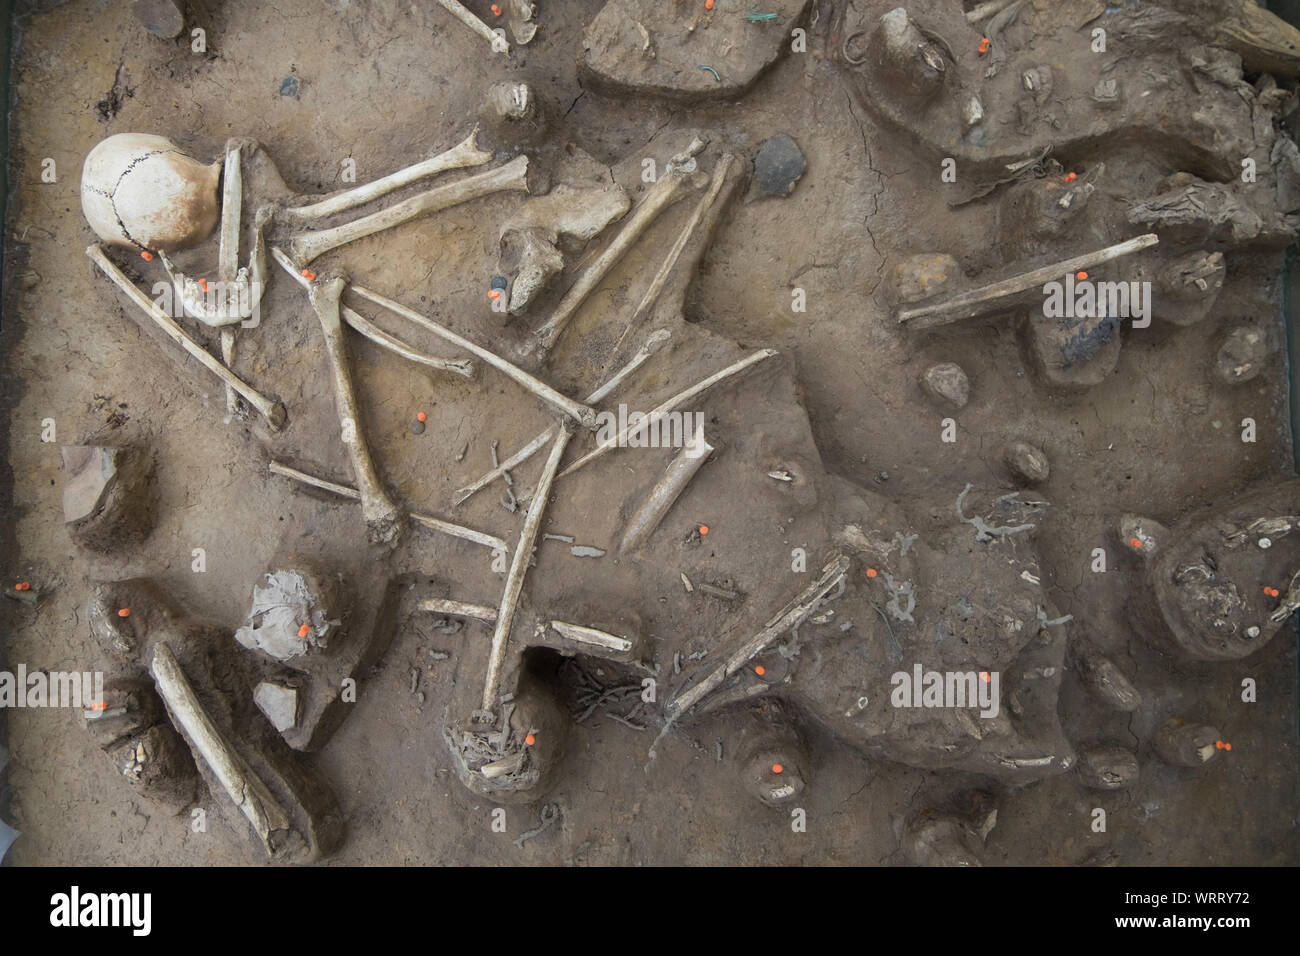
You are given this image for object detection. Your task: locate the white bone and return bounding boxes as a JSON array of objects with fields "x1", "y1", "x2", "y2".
[
  {"x1": 559, "y1": 348, "x2": 778, "y2": 478},
  {"x1": 481, "y1": 424, "x2": 572, "y2": 715},
  {"x1": 307, "y1": 275, "x2": 405, "y2": 545},
  {"x1": 275, "y1": 130, "x2": 494, "y2": 225},
  {"x1": 348, "y1": 281, "x2": 597, "y2": 427},
  {"x1": 529, "y1": 138, "x2": 708, "y2": 355},
  {"x1": 86, "y1": 243, "x2": 287, "y2": 429},
  {"x1": 453, "y1": 328, "x2": 671, "y2": 505},
  {"x1": 550, "y1": 620, "x2": 632, "y2": 653},
  {"x1": 288, "y1": 155, "x2": 531, "y2": 264},
  {"x1": 619, "y1": 430, "x2": 715, "y2": 552},
  {"x1": 270, "y1": 247, "x2": 474, "y2": 378},
  {"x1": 419, "y1": 598, "x2": 499, "y2": 622},
  {"x1": 435, "y1": 0, "x2": 509, "y2": 53},
  {"x1": 268, "y1": 460, "x2": 505, "y2": 551}
]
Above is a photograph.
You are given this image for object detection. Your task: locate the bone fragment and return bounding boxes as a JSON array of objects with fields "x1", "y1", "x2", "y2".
[
  {"x1": 348, "y1": 282, "x2": 596, "y2": 427},
  {"x1": 216, "y1": 145, "x2": 244, "y2": 428},
  {"x1": 530, "y1": 138, "x2": 709, "y2": 355},
  {"x1": 271, "y1": 247, "x2": 474, "y2": 378},
  {"x1": 550, "y1": 621, "x2": 632, "y2": 653},
  {"x1": 86, "y1": 243, "x2": 287, "y2": 430},
  {"x1": 420, "y1": 598, "x2": 499, "y2": 622},
  {"x1": 896, "y1": 234, "x2": 1159, "y2": 327},
  {"x1": 268, "y1": 461, "x2": 503, "y2": 551},
  {"x1": 481, "y1": 424, "x2": 572, "y2": 714},
  {"x1": 307, "y1": 276, "x2": 405, "y2": 545},
  {"x1": 670, "y1": 553, "x2": 851, "y2": 716},
  {"x1": 453, "y1": 328, "x2": 671, "y2": 504},
  {"x1": 289, "y1": 155, "x2": 529, "y2": 264},
  {"x1": 150, "y1": 642, "x2": 293, "y2": 855},
  {"x1": 620, "y1": 431, "x2": 714, "y2": 552},
  {"x1": 560, "y1": 348, "x2": 778, "y2": 478},
  {"x1": 434, "y1": 0, "x2": 509, "y2": 53},
  {"x1": 277, "y1": 130, "x2": 493, "y2": 224}
]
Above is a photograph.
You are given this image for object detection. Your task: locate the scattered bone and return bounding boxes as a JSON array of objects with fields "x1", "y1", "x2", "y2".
[
  {"x1": 550, "y1": 621, "x2": 633, "y2": 654},
  {"x1": 271, "y1": 248, "x2": 473, "y2": 377},
  {"x1": 1075, "y1": 647, "x2": 1141, "y2": 712},
  {"x1": 698, "y1": 583, "x2": 741, "y2": 602},
  {"x1": 543, "y1": 533, "x2": 575, "y2": 543},
  {"x1": 150, "y1": 642, "x2": 294, "y2": 856},
  {"x1": 276, "y1": 130, "x2": 493, "y2": 224},
  {"x1": 81, "y1": 133, "x2": 220, "y2": 251},
  {"x1": 560, "y1": 348, "x2": 779, "y2": 479},
  {"x1": 570, "y1": 545, "x2": 606, "y2": 558},
  {"x1": 506, "y1": 0, "x2": 537, "y2": 45},
  {"x1": 680, "y1": 572, "x2": 694, "y2": 593},
  {"x1": 670, "y1": 553, "x2": 851, "y2": 716},
  {"x1": 1215, "y1": 325, "x2": 1271, "y2": 385},
  {"x1": 288, "y1": 155, "x2": 530, "y2": 264},
  {"x1": 620, "y1": 432, "x2": 714, "y2": 552},
  {"x1": 530, "y1": 137, "x2": 710, "y2": 355},
  {"x1": 308, "y1": 275, "x2": 406, "y2": 545},
  {"x1": 768, "y1": 470, "x2": 794, "y2": 482},
  {"x1": 433, "y1": 0, "x2": 509, "y2": 53},
  {"x1": 481, "y1": 424, "x2": 573, "y2": 715},
  {"x1": 1154, "y1": 717, "x2": 1222, "y2": 767},
  {"x1": 895, "y1": 234, "x2": 1160, "y2": 327},
  {"x1": 268, "y1": 461, "x2": 505, "y2": 551},
  {"x1": 419, "y1": 598, "x2": 498, "y2": 622},
  {"x1": 453, "y1": 328, "x2": 671, "y2": 504},
  {"x1": 87, "y1": 244, "x2": 287, "y2": 430},
  {"x1": 349, "y1": 282, "x2": 597, "y2": 427}
]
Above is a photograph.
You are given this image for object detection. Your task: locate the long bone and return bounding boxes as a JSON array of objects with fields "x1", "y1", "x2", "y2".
[
  {"x1": 420, "y1": 598, "x2": 499, "y2": 622},
  {"x1": 669, "y1": 553, "x2": 852, "y2": 717},
  {"x1": 86, "y1": 243, "x2": 287, "y2": 430},
  {"x1": 271, "y1": 247, "x2": 474, "y2": 378},
  {"x1": 275, "y1": 130, "x2": 494, "y2": 225},
  {"x1": 453, "y1": 328, "x2": 672, "y2": 505},
  {"x1": 619, "y1": 429, "x2": 715, "y2": 553},
  {"x1": 434, "y1": 0, "x2": 509, "y2": 54},
  {"x1": 289, "y1": 155, "x2": 531, "y2": 265},
  {"x1": 219, "y1": 143, "x2": 245, "y2": 417},
  {"x1": 529, "y1": 138, "x2": 709, "y2": 356},
  {"x1": 348, "y1": 282, "x2": 597, "y2": 427},
  {"x1": 307, "y1": 275, "x2": 406, "y2": 545},
  {"x1": 268, "y1": 461, "x2": 505, "y2": 551},
  {"x1": 481, "y1": 423, "x2": 573, "y2": 716},
  {"x1": 558, "y1": 348, "x2": 778, "y2": 479}
]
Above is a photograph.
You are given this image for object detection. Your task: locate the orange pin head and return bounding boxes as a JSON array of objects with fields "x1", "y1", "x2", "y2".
[
  {"x1": 199, "y1": 278, "x2": 209, "y2": 292},
  {"x1": 978, "y1": 36, "x2": 990, "y2": 54},
  {"x1": 140, "y1": 250, "x2": 154, "y2": 262},
  {"x1": 491, "y1": 3, "x2": 501, "y2": 14},
  {"x1": 298, "y1": 624, "x2": 311, "y2": 638},
  {"x1": 1129, "y1": 537, "x2": 1143, "y2": 549},
  {"x1": 771, "y1": 763, "x2": 784, "y2": 774},
  {"x1": 980, "y1": 671, "x2": 991, "y2": 683},
  {"x1": 301, "y1": 269, "x2": 316, "y2": 281},
  {"x1": 91, "y1": 700, "x2": 107, "y2": 712},
  {"x1": 14, "y1": 582, "x2": 30, "y2": 592},
  {"x1": 1064, "y1": 172, "x2": 1077, "y2": 183},
  {"x1": 754, "y1": 665, "x2": 766, "y2": 676},
  {"x1": 524, "y1": 734, "x2": 536, "y2": 746},
  {"x1": 698, "y1": 525, "x2": 710, "y2": 535},
  {"x1": 488, "y1": 289, "x2": 501, "y2": 300},
  {"x1": 417, "y1": 411, "x2": 427, "y2": 423},
  {"x1": 117, "y1": 608, "x2": 130, "y2": 618},
  {"x1": 865, "y1": 568, "x2": 878, "y2": 579},
  {"x1": 705, "y1": 0, "x2": 715, "y2": 9},
  {"x1": 1076, "y1": 271, "x2": 1089, "y2": 281}
]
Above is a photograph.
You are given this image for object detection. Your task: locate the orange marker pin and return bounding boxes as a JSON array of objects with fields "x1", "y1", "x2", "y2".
[
  {"x1": 488, "y1": 289, "x2": 501, "y2": 300},
  {"x1": 1076, "y1": 271, "x2": 1089, "y2": 281},
  {"x1": 705, "y1": 0, "x2": 715, "y2": 9},
  {"x1": 772, "y1": 763, "x2": 784, "y2": 774},
  {"x1": 699, "y1": 524, "x2": 709, "y2": 535},
  {"x1": 298, "y1": 624, "x2": 311, "y2": 638},
  {"x1": 978, "y1": 36, "x2": 990, "y2": 54},
  {"x1": 91, "y1": 700, "x2": 107, "y2": 712},
  {"x1": 14, "y1": 582, "x2": 30, "y2": 592},
  {"x1": 1129, "y1": 537, "x2": 1143, "y2": 549},
  {"x1": 199, "y1": 278, "x2": 209, "y2": 292},
  {"x1": 301, "y1": 269, "x2": 316, "y2": 281},
  {"x1": 117, "y1": 608, "x2": 130, "y2": 618},
  {"x1": 524, "y1": 734, "x2": 536, "y2": 746},
  {"x1": 417, "y1": 411, "x2": 427, "y2": 423},
  {"x1": 754, "y1": 665, "x2": 766, "y2": 676},
  {"x1": 1064, "y1": 172, "x2": 1077, "y2": 183},
  {"x1": 491, "y1": 3, "x2": 501, "y2": 14},
  {"x1": 980, "y1": 671, "x2": 991, "y2": 683},
  {"x1": 865, "y1": 568, "x2": 878, "y2": 579},
  {"x1": 140, "y1": 250, "x2": 154, "y2": 261},
  {"x1": 1264, "y1": 586, "x2": 1280, "y2": 597}
]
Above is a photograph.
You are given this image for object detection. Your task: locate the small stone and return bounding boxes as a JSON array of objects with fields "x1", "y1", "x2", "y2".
[
  {"x1": 1246, "y1": 625, "x2": 1261, "y2": 638},
  {"x1": 1003, "y1": 440, "x2": 1050, "y2": 484},
  {"x1": 279, "y1": 76, "x2": 300, "y2": 98},
  {"x1": 747, "y1": 135, "x2": 806, "y2": 201},
  {"x1": 254, "y1": 681, "x2": 299, "y2": 733},
  {"x1": 891, "y1": 253, "x2": 960, "y2": 304},
  {"x1": 411, "y1": 419, "x2": 426, "y2": 435},
  {"x1": 131, "y1": 0, "x2": 184, "y2": 38},
  {"x1": 920, "y1": 362, "x2": 969, "y2": 408},
  {"x1": 1259, "y1": 537, "x2": 1272, "y2": 549},
  {"x1": 963, "y1": 96, "x2": 984, "y2": 128}
]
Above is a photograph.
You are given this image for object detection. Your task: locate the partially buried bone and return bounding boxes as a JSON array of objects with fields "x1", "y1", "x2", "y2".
[
  {"x1": 453, "y1": 328, "x2": 671, "y2": 505},
  {"x1": 271, "y1": 247, "x2": 474, "y2": 379},
  {"x1": 288, "y1": 156, "x2": 530, "y2": 265},
  {"x1": 420, "y1": 598, "x2": 499, "y2": 622},
  {"x1": 434, "y1": 0, "x2": 509, "y2": 53},
  {"x1": 620, "y1": 429, "x2": 715, "y2": 553},
  {"x1": 274, "y1": 130, "x2": 493, "y2": 225},
  {"x1": 529, "y1": 138, "x2": 710, "y2": 355},
  {"x1": 307, "y1": 275, "x2": 406, "y2": 545},
  {"x1": 348, "y1": 282, "x2": 597, "y2": 427},
  {"x1": 268, "y1": 460, "x2": 505, "y2": 551},
  {"x1": 86, "y1": 243, "x2": 287, "y2": 430}
]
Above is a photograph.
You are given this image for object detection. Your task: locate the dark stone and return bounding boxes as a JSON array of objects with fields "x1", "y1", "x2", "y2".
[{"x1": 748, "y1": 135, "x2": 806, "y2": 201}]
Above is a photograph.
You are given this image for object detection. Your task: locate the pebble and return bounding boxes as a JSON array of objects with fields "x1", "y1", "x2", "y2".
[
  {"x1": 747, "y1": 135, "x2": 806, "y2": 201},
  {"x1": 411, "y1": 420, "x2": 425, "y2": 435},
  {"x1": 1003, "y1": 440, "x2": 1050, "y2": 484},
  {"x1": 920, "y1": 362, "x2": 970, "y2": 408}
]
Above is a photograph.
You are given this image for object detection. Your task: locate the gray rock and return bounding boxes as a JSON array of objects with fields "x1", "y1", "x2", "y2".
[
  {"x1": 61, "y1": 445, "x2": 155, "y2": 552},
  {"x1": 920, "y1": 362, "x2": 970, "y2": 408},
  {"x1": 1154, "y1": 716, "x2": 1221, "y2": 767},
  {"x1": 1215, "y1": 325, "x2": 1271, "y2": 384},
  {"x1": 747, "y1": 135, "x2": 806, "y2": 202},
  {"x1": 254, "y1": 682, "x2": 300, "y2": 733},
  {"x1": 1003, "y1": 440, "x2": 1050, "y2": 484}
]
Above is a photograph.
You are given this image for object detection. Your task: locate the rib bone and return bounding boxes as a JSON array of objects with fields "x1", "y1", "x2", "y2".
[
  {"x1": 481, "y1": 423, "x2": 573, "y2": 715},
  {"x1": 620, "y1": 430, "x2": 715, "y2": 552},
  {"x1": 86, "y1": 243, "x2": 287, "y2": 430},
  {"x1": 529, "y1": 138, "x2": 709, "y2": 355},
  {"x1": 289, "y1": 155, "x2": 530, "y2": 265},
  {"x1": 268, "y1": 461, "x2": 504, "y2": 551},
  {"x1": 560, "y1": 348, "x2": 778, "y2": 478},
  {"x1": 271, "y1": 247, "x2": 474, "y2": 378},
  {"x1": 307, "y1": 275, "x2": 405, "y2": 545},
  {"x1": 348, "y1": 282, "x2": 597, "y2": 427},
  {"x1": 276, "y1": 130, "x2": 493, "y2": 225},
  {"x1": 453, "y1": 328, "x2": 671, "y2": 504}
]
